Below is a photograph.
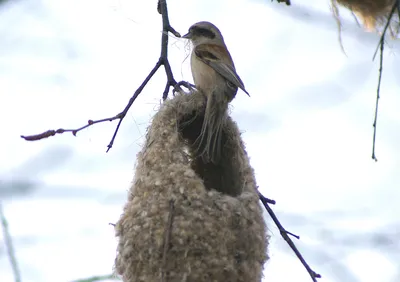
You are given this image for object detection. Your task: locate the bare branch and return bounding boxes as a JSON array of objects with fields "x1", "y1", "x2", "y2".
[
  {"x1": 258, "y1": 192, "x2": 321, "y2": 282},
  {"x1": 372, "y1": 34, "x2": 384, "y2": 162},
  {"x1": 21, "y1": 116, "x2": 123, "y2": 141},
  {"x1": 0, "y1": 202, "x2": 22, "y2": 282},
  {"x1": 371, "y1": 1, "x2": 399, "y2": 161},
  {"x1": 21, "y1": 0, "x2": 184, "y2": 152}
]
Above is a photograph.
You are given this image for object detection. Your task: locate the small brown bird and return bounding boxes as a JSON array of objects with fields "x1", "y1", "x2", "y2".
[{"x1": 182, "y1": 21, "x2": 249, "y2": 163}]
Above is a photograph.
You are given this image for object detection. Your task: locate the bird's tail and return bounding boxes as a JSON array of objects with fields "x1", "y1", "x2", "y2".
[{"x1": 195, "y1": 90, "x2": 228, "y2": 164}]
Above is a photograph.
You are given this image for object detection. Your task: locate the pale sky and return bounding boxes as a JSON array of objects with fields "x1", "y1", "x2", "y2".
[{"x1": 1, "y1": 0, "x2": 399, "y2": 281}]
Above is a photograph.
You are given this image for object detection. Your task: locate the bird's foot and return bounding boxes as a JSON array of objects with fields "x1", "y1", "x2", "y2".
[{"x1": 173, "y1": 81, "x2": 197, "y2": 95}]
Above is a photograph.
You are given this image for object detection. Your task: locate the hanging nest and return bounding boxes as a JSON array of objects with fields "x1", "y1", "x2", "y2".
[
  {"x1": 114, "y1": 91, "x2": 268, "y2": 282},
  {"x1": 332, "y1": 0, "x2": 400, "y2": 36}
]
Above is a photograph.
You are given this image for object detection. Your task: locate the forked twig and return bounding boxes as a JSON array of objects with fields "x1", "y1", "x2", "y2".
[{"x1": 21, "y1": 0, "x2": 183, "y2": 152}]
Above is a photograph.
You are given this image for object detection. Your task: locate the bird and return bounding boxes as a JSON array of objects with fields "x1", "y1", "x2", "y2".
[{"x1": 182, "y1": 21, "x2": 249, "y2": 164}]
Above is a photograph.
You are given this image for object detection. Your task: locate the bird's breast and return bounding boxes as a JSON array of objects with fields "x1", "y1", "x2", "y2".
[{"x1": 191, "y1": 52, "x2": 218, "y2": 94}]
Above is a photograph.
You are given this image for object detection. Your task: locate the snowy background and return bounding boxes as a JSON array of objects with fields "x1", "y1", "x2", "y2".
[{"x1": 1, "y1": 0, "x2": 399, "y2": 281}]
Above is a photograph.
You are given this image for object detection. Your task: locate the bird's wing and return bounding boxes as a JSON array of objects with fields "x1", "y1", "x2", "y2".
[{"x1": 194, "y1": 44, "x2": 250, "y2": 96}]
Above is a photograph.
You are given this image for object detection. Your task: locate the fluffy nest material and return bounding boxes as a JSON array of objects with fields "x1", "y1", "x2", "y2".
[
  {"x1": 114, "y1": 91, "x2": 269, "y2": 282},
  {"x1": 333, "y1": 0, "x2": 399, "y2": 34}
]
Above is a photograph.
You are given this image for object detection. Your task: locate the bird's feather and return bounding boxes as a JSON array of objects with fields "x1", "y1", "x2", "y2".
[{"x1": 194, "y1": 44, "x2": 250, "y2": 96}]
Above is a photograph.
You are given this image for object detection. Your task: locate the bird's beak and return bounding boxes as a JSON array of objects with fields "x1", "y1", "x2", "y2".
[{"x1": 182, "y1": 32, "x2": 192, "y2": 39}]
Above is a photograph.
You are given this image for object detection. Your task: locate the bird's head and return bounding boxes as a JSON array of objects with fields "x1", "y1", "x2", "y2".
[{"x1": 182, "y1": 21, "x2": 225, "y2": 47}]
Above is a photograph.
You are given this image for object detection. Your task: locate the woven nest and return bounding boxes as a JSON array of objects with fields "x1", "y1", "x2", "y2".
[
  {"x1": 332, "y1": 0, "x2": 399, "y2": 35},
  {"x1": 114, "y1": 91, "x2": 269, "y2": 282}
]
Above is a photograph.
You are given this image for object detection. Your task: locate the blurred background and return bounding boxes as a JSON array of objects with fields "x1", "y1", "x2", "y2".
[{"x1": 0, "y1": 0, "x2": 399, "y2": 281}]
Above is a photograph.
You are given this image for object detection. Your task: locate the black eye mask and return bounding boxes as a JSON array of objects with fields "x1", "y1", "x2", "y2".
[{"x1": 192, "y1": 27, "x2": 216, "y2": 39}]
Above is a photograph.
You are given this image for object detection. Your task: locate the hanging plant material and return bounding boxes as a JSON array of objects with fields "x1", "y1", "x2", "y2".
[{"x1": 332, "y1": 0, "x2": 399, "y2": 36}]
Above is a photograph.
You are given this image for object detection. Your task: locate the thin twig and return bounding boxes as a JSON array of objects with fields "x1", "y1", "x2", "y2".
[
  {"x1": 258, "y1": 192, "x2": 321, "y2": 282},
  {"x1": 372, "y1": 2, "x2": 397, "y2": 60},
  {"x1": 21, "y1": 0, "x2": 182, "y2": 153},
  {"x1": 0, "y1": 202, "x2": 22, "y2": 282},
  {"x1": 372, "y1": 34, "x2": 384, "y2": 162},
  {"x1": 371, "y1": 1, "x2": 398, "y2": 161},
  {"x1": 21, "y1": 116, "x2": 123, "y2": 141},
  {"x1": 71, "y1": 274, "x2": 119, "y2": 282},
  {"x1": 161, "y1": 200, "x2": 175, "y2": 282}
]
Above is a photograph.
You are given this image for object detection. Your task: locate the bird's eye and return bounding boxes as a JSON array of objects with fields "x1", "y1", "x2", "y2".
[
  {"x1": 193, "y1": 27, "x2": 215, "y2": 39},
  {"x1": 226, "y1": 81, "x2": 237, "y2": 90}
]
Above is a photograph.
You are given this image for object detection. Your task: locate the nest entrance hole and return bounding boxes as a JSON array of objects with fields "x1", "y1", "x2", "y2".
[{"x1": 178, "y1": 111, "x2": 243, "y2": 197}]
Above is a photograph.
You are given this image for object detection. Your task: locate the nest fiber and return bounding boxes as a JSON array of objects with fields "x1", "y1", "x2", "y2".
[
  {"x1": 114, "y1": 91, "x2": 268, "y2": 282},
  {"x1": 334, "y1": 0, "x2": 397, "y2": 32}
]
